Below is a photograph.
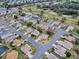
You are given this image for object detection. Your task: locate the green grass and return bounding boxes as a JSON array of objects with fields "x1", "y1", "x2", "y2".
[
  {"x1": 22, "y1": 7, "x2": 62, "y2": 19},
  {"x1": 70, "y1": 31, "x2": 79, "y2": 35}
]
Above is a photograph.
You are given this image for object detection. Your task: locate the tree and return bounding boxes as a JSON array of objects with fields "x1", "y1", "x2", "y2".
[
  {"x1": 28, "y1": 8, "x2": 32, "y2": 13},
  {"x1": 76, "y1": 29, "x2": 79, "y2": 34},
  {"x1": 40, "y1": 10, "x2": 44, "y2": 16},
  {"x1": 37, "y1": 27, "x2": 43, "y2": 33},
  {"x1": 14, "y1": 15, "x2": 18, "y2": 19},
  {"x1": 61, "y1": 17, "x2": 67, "y2": 23},
  {"x1": 65, "y1": 51, "x2": 71, "y2": 57},
  {"x1": 41, "y1": 55, "x2": 48, "y2": 59},
  {"x1": 37, "y1": 4, "x2": 41, "y2": 9},
  {"x1": 77, "y1": 20, "x2": 79, "y2": 25},
  {"x1": 27, "y1": 22, "x2": 33, "y2": 27},
  {"x1": 0, "y1": 37, "x2": 2, "y2": 43},
  {"x1": 0, "y1": 37, "x2": 2, "y2": 40},
  {"x1": 48, "y1": 47, "x2": 54, "y2": 53},
  {"x1": 75, "y1": 39, "x2": 79, "y2": 45}
]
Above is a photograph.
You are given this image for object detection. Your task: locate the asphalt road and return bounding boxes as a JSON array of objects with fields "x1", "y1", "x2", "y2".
[
  {"x1": 32, "y1": 29, "x2": 68, "y2": 59},
  {"x1": 0, "y1": 20, "x2": 68, "y2": 59}
]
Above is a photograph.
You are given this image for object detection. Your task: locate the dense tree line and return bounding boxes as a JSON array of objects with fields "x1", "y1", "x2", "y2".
[
  {"x1": 51, "y1": 1, "x2": 79, "y2": 15},
  {"x1": 42, "y1": 1, "x2": 79, "y2": 16}
]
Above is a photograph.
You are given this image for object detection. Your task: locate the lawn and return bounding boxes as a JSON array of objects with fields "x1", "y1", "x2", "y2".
[
  {"x1": 22, "y1": 6, "x2": 78, "y2": 25},
  {"x1": 22, "y1": 6, "x2": 62, "y2": 19}
]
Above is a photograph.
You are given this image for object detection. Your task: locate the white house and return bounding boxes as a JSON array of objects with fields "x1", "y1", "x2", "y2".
[
  {"x1": 66, "y1": 25, "x2": 75, "y2": 32},
  {"x1": 31, "y1": 30, "x2": 40, "y2": 37},
  {"x1": 54, "y1": 45, "x2": 66, "y2": 57},
  {"x1": 59, "y1": 40, "x2": 73, "y2": 50},
  {"x1": 0, "y1": 7, "x2": 6, "y2": 16}
]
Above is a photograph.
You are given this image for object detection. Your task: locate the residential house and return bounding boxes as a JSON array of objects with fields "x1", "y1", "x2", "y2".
[
  {"x1": 31, "y1": 30, "x2": 40, "y2": 37},
  {"x1": 21, "y1": 44, "x2": 32, "y2": 58},
  {"x1": 42, "y1": 22, "x2": 50, "y2": 30},
  {"x1": 25, "y1": 27, "x2": 33, "y2": 35},
  {"x1": 36, "y1": 34, "x2": 49, "y2": 42},
  {"x1": 51, "y1": 21, "x2": 60, "y2": 27},
  {"x1": 59, "y1": 40, "x2": 73, "y2": 50},
  {"x1": 0, "y1": 7, "x2": 6, "y2": 16},
  {"x1": 21, "y1": 44, "x2": 31, "y2": 55},
  {"x1": 4, "y1": 35, "x2": 16, "y2": 43},
  {"x1": 17, "y1": 25, "x2": 27, "y2": 31},
  {"x1": 66, "y1": 25, "x2": 75, "y2": 32},
  {"x1": 13, "y1": 39, "x2": 24, "y2": 46},
  {"x1": 8, "y1": 8, "x2": 19, "y2": 14},
  {"x1": 64, "y1": 35, "x2": 76, "y2": 42},
  {"x1": 20, "y1": 13, "x2": 32, "y2": 21},
  {"x1": 0, "y1": 25, "x2": 5, "y2": 30},
  {"x1": 6, "y1": 50, "x2": 18, "y2": 59},
  {"x1": 47, "y1": 53, "x2": 59, "y2": 59},
  {"x1": 54, "y1": 45, "x2": 66, "y2": 57}
]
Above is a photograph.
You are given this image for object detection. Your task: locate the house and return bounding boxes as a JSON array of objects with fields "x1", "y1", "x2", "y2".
[
  {"x1": 50, "y1": 21, "x2": 61, "y2": 30},
  {"x1": 54, "y1": 45, "x2": 66, "y2": 57},
  {"x1": 25, "y1": 27, "x2": 33, "y2": 34},
  {"x1": 32, "y1": 14, "x2": 40, "y2": 19},
  {"x1": 0, "y1": 7, "x2": 6, "y2": 16},
  {"x1": 0, "y1": 46, "x2": 7, "y2": 57},
  {"x1": 13, "y1": 39, "x2": 24, "y2": 46},
  {"x1": 66, "y1": 25, "x2": 75, "y2": 32},
  {"x1": 8, "y1": 8, "x2": 19, "y2": 14},
  {"x1": 47, "y1": 53, "x2": 59, "y2": 59},
  {"x1": 1, "y1": 32, "x2": 14, "y2": 39},
  {"x1": 20, "y1": 15, "x2": 30, "y2": 21},
  {"x1": 9, "y1": 21, "x2": 17, "y2": 26},
  {"x1": 0, "y1": 25, "x2": 5, "y2": 30},
  {"x1": 46, "y1": 27, "x2": 55, "y2": 34},
  {"x1": 0, "y1": 31, "x2": 10, "y2": 39},
  {"x1": 10, "y1": 20, "x2": 16, "y2": 24},
  {"x1": 58, "y1": 23, "x2": 64, "y2": 29},
  {"x1": 6, "y1": 50, "x2": 18, "y2": 59},
  {"x1": 64, "y1": 35, "x2": 76, "y2": 42},
  {"x1": 4, "y1": 35, "x2": 16, "y2": 43},
  {"x1": 21, "y1": 44, "x2": 31, "y2": 56},
  {"x1": 51, "y1": 21, "x2": 60, "y2": 27},
  {"x1": 42, "y1": 22, "x2": 50, "y2": 30},
  {"x1": 17, "y1": 25, "x2": 27, "y2": 31},
  {"x1": 0, "y1": 2, "x2": 4, "y2": 5},
  {"x1": 15, "y1": 23, "x2": 22, "y2": 29},
  {"x1": 20, "y1": 13, "x2": 32, "y2": 21},
  {"x1": 36, "y1": 34, "x2": 49, "y2": 42},
  {"x1": 31, "y1": 30, "x2": 40, "y2": 37},
  {"x1": 59, "y1": 40, "x2": 73, "y2": 50},
  {"x1": 47, "y1": 20, "x2": 53, "y2": 24}
]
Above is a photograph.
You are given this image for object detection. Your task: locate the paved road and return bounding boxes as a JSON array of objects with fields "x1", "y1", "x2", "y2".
[
  {"x1": 0, "y1": 20, "x2": 68, "y2": 59},
  {"x1": 0, "y1": 20, "x2": 41, "y2": 48},
  {"x1": 32, "y1": 29, "x2": 68, "y2": 59}
]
